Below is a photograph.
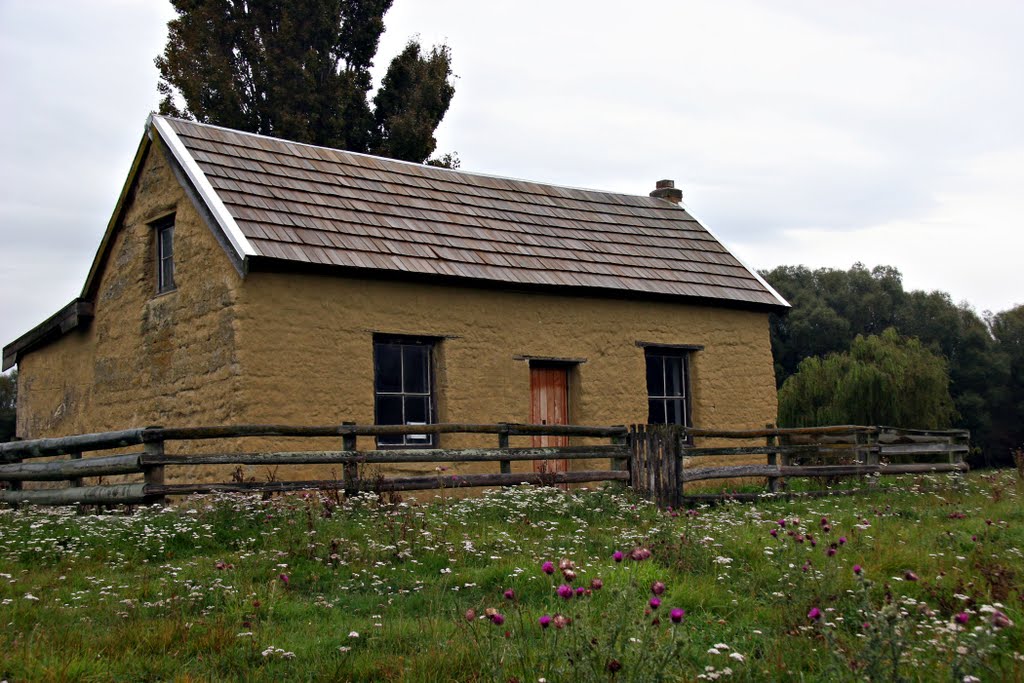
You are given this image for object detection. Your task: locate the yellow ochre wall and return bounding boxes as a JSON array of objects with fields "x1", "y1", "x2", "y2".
[
  {"x1": 14, "y1": 143, "x2": 779, "y2": 486},
  {"x1": 16, "y1": 143, "x2": 245, "y2": 441}
]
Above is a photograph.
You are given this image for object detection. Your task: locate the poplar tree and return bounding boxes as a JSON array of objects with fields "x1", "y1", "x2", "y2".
[{"x1": 155, "y1": 0, "x2": 456, "y2": 164}]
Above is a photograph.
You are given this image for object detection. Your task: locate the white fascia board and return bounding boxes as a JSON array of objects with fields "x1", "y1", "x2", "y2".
[
  {"x1": 149, "y1": 114, "x2": 256, "y2": 259},
  {"x1": 677, "y1": 200, "x2": 790, "y2": 309}
]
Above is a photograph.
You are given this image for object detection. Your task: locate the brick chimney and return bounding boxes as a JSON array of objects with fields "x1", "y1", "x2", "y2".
[{"x1": 650, "y1": 179, "x2": 682, "y2": 204}]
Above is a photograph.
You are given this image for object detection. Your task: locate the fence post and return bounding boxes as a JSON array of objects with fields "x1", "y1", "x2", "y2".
[
  {"x1": 611, "y1": 427, "x2": 628, "y2": 473},
  {"x1": 8, "y1": 438, "x2": 22, "y2": 510},
  {"x1": 142, "y1": 426, "x2": 167, "y2": 506},
  {"x1": 766, "y1": 423, "x2": 781, "y2": 493},
  {"x1": 498, "y1": 423, "x2": 511, "y2": 475},
  {"x1": 342, "y1": 421, "x2": 357, "y2": 496},
  {"x1": 673, "y1": 425, "x2": 685, "y2": 508}
]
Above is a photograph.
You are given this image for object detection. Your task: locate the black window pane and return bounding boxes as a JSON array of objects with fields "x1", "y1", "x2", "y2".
[
  {"x1": 664, "y1": 356, "x2": 684, "y2": 397},
  {"x1": 403, "y1": 345, "x2": 429, "y2": 393},
  {"x1": 645, "y1": 355, "x2": 664, "y2": 397},
  {"x1": 374, "y1": 344, "x2": 402, "y2": 393},
  {"x1": 648, "y1": 399, "x2": 665, "y2": 424},
  {"x1": 667, "y1": 399, "x2": 686, "y2": 425},
  {"x1": 376, "y1": 395, "x2": 403, "y2": 426},
  {"x1": 404, "y1": 395, "x2": 429, "y2": 424}
]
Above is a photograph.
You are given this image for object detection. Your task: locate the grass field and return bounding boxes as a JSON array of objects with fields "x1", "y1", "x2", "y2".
[{"x1": 1, "y1": 470, "x2": 1021, "y2": 682}]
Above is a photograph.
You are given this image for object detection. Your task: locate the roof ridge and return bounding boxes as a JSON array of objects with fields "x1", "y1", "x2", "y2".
[{"x1": 156, "y1": 114, "x2": 668, "y2": 206}]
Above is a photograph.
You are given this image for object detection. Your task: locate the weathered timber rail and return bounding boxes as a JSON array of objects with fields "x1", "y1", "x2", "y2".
[{"x1": 0, "y1": 423, "x2": 969, "y2": 508}]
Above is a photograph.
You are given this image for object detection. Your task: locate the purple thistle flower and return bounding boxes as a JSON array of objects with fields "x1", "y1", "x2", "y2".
[
  {"x1": 539, "y1": 614, "x2": 552, "y2": 628},
  {"x1": 651, "y1": 581, "x2": 666, "y2": 596},
  {"x1": 991, "y1": 610, "x2": 1013, "y2": 629},
  {"x1": 557, "y1": 584, "x2": 574, "y2": 600},
  {"x1": 808, "y1": 607, "x2": 822, "y2": 621},
  {"x1": 670, "y1": 608, "x2": 685, "y2": 623},
  {"x1": 503, "y1": 588, "x2": 515, "y2": 601},
  {"x1": 770, "y1": 529, "x2": 778, "y2": 538},
  {"x1": 820, "y1": 517, "x2": 828, "y2": 526},
  {"x1": 278, "y1": 573, "x2": 290, "y2": 585},
  {"x1": 955, "y1": 612, "x2": 970, "y2": 625},
  {"x1": 613, "y1": 551, "x2": 624, "y2": 563},
  {"x1": 778, "y1": 519, "x2": 786, "y2": 528},
  {"x1": 542, "y1": 561, "x2": 555, "y2": 575},
  {"x1": 827, "y1": 548, "x2": 837, "y2": 557},
  {"x1": 838, "y1": 536, "x2": 847, "y2": 545},
  {"x1": 853, "y1": 564, "x2": 863, "y2": 575},
  {"x1": 904, "y1": 570, "x2": 919, "y2": 582},
  {"x1": 576, "y1": 586, "x2": 586, "y2": 596},
  {"x1": 590, "y1": 578, "x2": 603, "y2": 590},
  {"x1": 649, "y1": 597, "x2": 661, "y2": 609},
  {"x1": 491, "y1": 613, "x2": 505, "y2": 626}
]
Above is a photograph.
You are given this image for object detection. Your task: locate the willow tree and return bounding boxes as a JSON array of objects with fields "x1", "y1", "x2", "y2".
[
  {"x1": 155, "y1": 0, "x2": 455, "y2": 164},
  {"x1": 778, "y1": 328, "x2": 956, "y2": 429}
]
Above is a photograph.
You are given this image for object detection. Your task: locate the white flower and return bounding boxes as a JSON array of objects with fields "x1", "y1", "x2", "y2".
[
  {"x1": 714, "y1": 643, "x2": 730, "y2": 650},
  {"x1": 707, "y1": 648, "x2": 721, "y2": 655},
  {"x1": 348, "y1": 631, "x2": 360, "y2": 638},
  {"x1": 338, "y1": 646, "x2": 351, "y2": 653},
  {"x1": 729, "y1": 652, "x2": 745, "y2": 662},
  {"x1": 23, "y1": 593, "x2": 39, "y2": 601}
]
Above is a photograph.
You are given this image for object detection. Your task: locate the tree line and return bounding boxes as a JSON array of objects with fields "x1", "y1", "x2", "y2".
[{"x1": 764, "y1": 263, "x2": 1023, "y2": 466}]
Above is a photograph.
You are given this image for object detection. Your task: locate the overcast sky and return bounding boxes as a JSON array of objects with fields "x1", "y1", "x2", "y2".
[{"x1": 1, "y1": 0, "x2": 1022, "y2": 354}]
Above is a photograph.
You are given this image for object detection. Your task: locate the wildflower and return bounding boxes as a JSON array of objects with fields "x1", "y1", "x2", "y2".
[
  {"x1": 613, "y1": 551, "x2": 624, "y2": 562},
  {"x1": 348, "y1": 631, "x2": 359, "y2": 638},
  {"x1": 575, "y1": 586, "x2": 586, "y2": 597},
  {"x1": 630, "y1": 547, "x2": 652, "y2": 561},
  {"x1": 553, "y1": 614, "x2": 570, "y2": 629},
  {"x1": 838, "y1": 536, "x2": 847, "y2": 545},
  {"x1": 778, "y1": 519, "x2": 786, "y2": 528},
  {"x1": 278, "y1": 573, "x2": 290, "y2": 585},
  {"x1": 808, "y1": 607, "x2": 822, "y2": 621},
  {"x1": 562, "y1": 569, "x2": 577, "y2": 583},
  {"x1": 590, "y1": 578, "x2": 603, "y2": 590},
  {"x1": 651, "y1": 581, "x2": 666, "y2": 595},
  {"x1": 827, "y1": 548, "x2": 837, "y2": 557},
  {"x1": 557, "y1": 584, "x2": 574, "y2": 600},
  {"x1": 337, "y1": 646, "x2": 351, "y2": 653},
  {"x1": 491, "y1": 613, "x2": 505, "y2": 626},
  {"x1": 990, "y1": 610, "x2": 1013, "y2": 629},
  {"x1": 729, "y1": 652, "x2": 745, "y2": 662},
  {"x1": 542, "y1": 561, "x2": 555, "y2": 575},
  {"x1": 770, "y1": 529, "x2": 778, "y2": 538},
  {"x1": 606, "y1": 659, "x2": 622, "y2": 673},
  {"x1": 904, "y1": 570, "x2": 919, "y2": 582},
  {"x1": 464, "y1": 609, "x2": 476, "y2": 622},
  {"x1": 853, "y1": 565, "x2": 863, "y2": 575},
  {"x1": 503, "y1": 589, "x2": 515, "y2": 601},
  {"x1": 649, "y1": 597, "x2": 661, "y2": 610},
  {"x1": 955, "y1": 612, "x2": 970, "y2": 625},
  {"x1": 559, "y1": 558, "x2": 574, "y2": 571},
  {"x1": 670, "y1": 608, "x2": 685, "y2": 623},
  {"x1": 539, "y1": 615, "x2": 552, "y2": 629}
]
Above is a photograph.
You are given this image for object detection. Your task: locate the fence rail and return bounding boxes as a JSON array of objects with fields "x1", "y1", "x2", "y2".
[{"x1": 0, "y1": 423, "x2": 969, "y2": 508}]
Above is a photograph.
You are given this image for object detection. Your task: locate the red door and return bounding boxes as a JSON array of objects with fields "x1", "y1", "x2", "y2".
[{"x1": 530, "y1": 365, "x2": 569, "y2": 477}]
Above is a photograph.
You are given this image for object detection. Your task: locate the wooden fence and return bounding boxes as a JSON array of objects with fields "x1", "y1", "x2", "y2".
[{"x1": 0, "y1": 423, "x2": 968, "y2": 508}]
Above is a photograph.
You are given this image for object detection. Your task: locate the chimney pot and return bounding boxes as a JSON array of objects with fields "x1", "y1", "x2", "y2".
[{"x1": 650, "y1": 179, "x2": 683, "y2": 204}]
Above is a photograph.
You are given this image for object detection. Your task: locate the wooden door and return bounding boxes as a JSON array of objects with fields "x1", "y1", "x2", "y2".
[{"x1": 530, "y1": 365, "x2": 569, "y2": 476}]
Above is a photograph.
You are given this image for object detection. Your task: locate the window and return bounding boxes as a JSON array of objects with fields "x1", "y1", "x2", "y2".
[
  {"x1": 645, "y1": 348, "x2": 691, "y2": 426},
  {"x1": 374, "y1": 337, "x2": 435, "y2": 446},
  {"x1": 154, "y1": 217, "x2": 175, "y2": 294}
]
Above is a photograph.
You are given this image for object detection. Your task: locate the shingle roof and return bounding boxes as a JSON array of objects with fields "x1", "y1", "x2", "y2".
[{"x1": 155, "y1": 115, "x2": 787, "y2": 309}]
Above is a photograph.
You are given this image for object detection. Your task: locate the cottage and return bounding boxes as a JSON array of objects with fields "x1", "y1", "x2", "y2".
[{"x1": 4, "y1": 115, "x2": 787, "y2": 482}]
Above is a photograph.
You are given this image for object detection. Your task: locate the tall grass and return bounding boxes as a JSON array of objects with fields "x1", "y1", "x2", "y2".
[{"x1": 0, "y1": 471, "x2": 1021, "y2": 681}]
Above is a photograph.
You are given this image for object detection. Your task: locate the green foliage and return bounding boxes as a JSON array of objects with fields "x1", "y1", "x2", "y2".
[
  {"x1": 156, "y1": 0, "x2": 456, "y2": 164},
  {"x1": 0, "y1": 370, "x2": 15, "y2": 442},
  {"x1": 764, "y1": 263, "x2": 1016, "y2": 464},
  {"x1": 778, "y1": 328, "x2": 957, "y2": 429},
  {"x1": 990, "y1": 304, "x2": 1024, "y2": 454}
]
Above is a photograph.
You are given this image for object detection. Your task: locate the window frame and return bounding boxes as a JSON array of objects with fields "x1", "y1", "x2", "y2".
[
  {"x1": 643, "y1": 347, "x2": 693, "y2": 428},
  {"x1": 373, "y1": 335, "x2": 437, "y2": 448},
  {"x1": 153, "y1": 216, "x2": 176, "y2": 295}
]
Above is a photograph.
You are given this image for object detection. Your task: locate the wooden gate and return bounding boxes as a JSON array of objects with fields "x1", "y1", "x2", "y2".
[{"x1": 628, "y1": 424, "x2": 684, "y2": 508}]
